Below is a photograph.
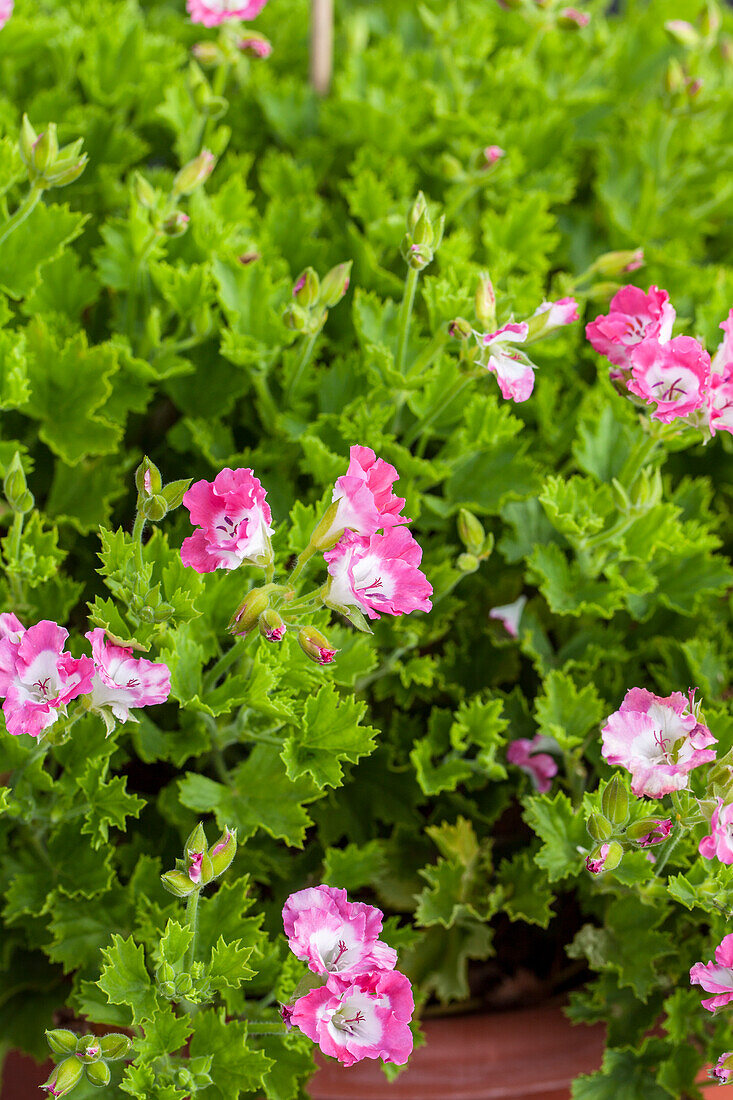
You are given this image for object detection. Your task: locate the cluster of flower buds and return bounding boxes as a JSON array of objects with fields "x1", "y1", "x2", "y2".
[
  {"x1": 132, "y1": 149, "x2": 216, "y2": 247},
  {"x1": 456, "y1": 508, "x2": 493, "y2": 575},
  {"x1": 18, "y1": 116, "x2": 88, "y2": 190},
  {"x1": 135, "y1": 456, "x2": 192, "y2": 525},
  {"x1": 161, "y1": 822, "x2": 237, "y2": 897},
  {"x1": 585, "y1": 774, "x2": 673, "y2": 874},
  {"x1": 400, "y1": 191, "x2": 445, "y2": 271},
  {"x1": 42, "y1": 1029, "x2": 132, "y2": 1096},
  {"x1": 3, "y1": 450, "x2": 33, "y2": 515},
  {"x1": 283, "y1": 261, "x2": 352, "y2": 335}
]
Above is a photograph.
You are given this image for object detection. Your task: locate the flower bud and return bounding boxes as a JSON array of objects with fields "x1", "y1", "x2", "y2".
[
  {"x1": 457, "y1": 509, "x2": 486, "y2": 555},
  {"x1": 626, "y1": 818, "x2": 672, "y2": 846},
  {"x1": 161, "y1": 869, "x2": 198, "y2": 897},
  {"x1": 175, "y1": 972, "x2": 193, "y2": 995},
  {"x1": 157, "y1": 961, "x2": 176, "y2": 986},
  {"x1": 557, "y1": 7, "x2": 590, "y2": 29},
  {"x1": 457, "y1": 552, "x2": 479, "y2": 574},
  {"x1": 407, "y1": 191, "x2": 427, "y2": 232},
  {"x1": 133, "y1": 172, "x2": 157, "y2": 209},
  {"x1": 298, "y1": 626, "x2": 337, "y2": 665},
  {"x1": 590, "y1": 249, "x2": 645, "y2": 278},
  {"x1": 319, "y1": 261, "x2": 352, "y2": 307},
  {"x1": 3, "y1": 451, "x2": 34, "y2": 514},
  {"x1": 173, "y1": 150, "x2": 216, "y2": 196},
  {"x1": 32, "y1": 125, "x2": 59, "y2": 175},
  {"x1": 185, "y1": 821, "x2": 207, "y2": 856},
  {"x1": 46, "y1": 1030, "x2": 78, "y2": 1056},
  {"x1": 192, "y1": 41, "x2": 222, "y2": 65},
  {"x1": 475, "y1": 273, "x2": 497, "y2": 329},
  {"x1": 293, "y1": 267, "x2": 320, "y2": 308},
  {"x1": 448, "y1": 317, "x2": 473, "y2": 341},
  {"x1": 283, "y1": 303, "x2": 309, "y2": 331},
  {"x1": 586, "y1": 812, "x2": 613, "y2": 841},
  {"x1": 19, "y1": 114, "x2": 37, "y2": 167},
  {"x1": 210, "y1": 827, "x2": 237, "y2": 877},
  {"x1": 162, "y1": 211, "x2": 190, "y2": 237},
  {"x1": 85, "y1": 1060, "x2": 111, "y2": 1088},
  {"x1": 41, "y1": 1057, "x2": 84, "y2": 1097},
  {"x1": 259, "y1": 609, "x2": 286, "y2": 642},
  {"x1": 601, "y1": 774, "x2": 629, "y2": 827},
  {"x1": 229, "y1": 586, "x2": 271, "y2": 635},
  {"x1": 142, "y1": 494, "x2": 168, "y2": 522},
  {"x1": 43, "y1": 140, "x2": 88, "y2": 187},
  {"x1": 483, "y1": 145, "x2": 505, "y2": 166},
  {"x1": 586, "y1": 840, "x2": 622, "y2": 875},
  {"x1": 76, "y1": 1036, "x2": 102, "y2": 1063},
  {"x1": 664, "y1": 19, "x2": 700, "y2": 47},
  {"x1": 700, "y1": 1, "x2": 722, "y2": 39}
]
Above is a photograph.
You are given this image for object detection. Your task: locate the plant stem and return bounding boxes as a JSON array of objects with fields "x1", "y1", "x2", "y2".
[
  {"x1": 132, "y1": 511, "x2": 146, "y2": 575},
  {"x1": 394, "y1": 267, "x2": 419, "y2": 378},
  {"x1": 403, "y1": 374, "x2": 472, "y2": 449},
  {"x1": 286, "y1": 332, "x2": 319, "y2": 401},
  {"x1": 0, "y1": 183, "x2": 43, "y2": 247},
  {"x1": 6, "y1": 512, "x2": 26, "y2": 607},
  {"x1": 654, "y1": 827, "x2": 685, "y2": 877},
  {"x1": 288, "y1": 545, "x2": 317, "y2": 585},
  {"x1": 204, "y1": 642, "x2": 243, "y2": 690},
  {"x1": 185, "y1": 889, "x2": 201, "y2": 971}
]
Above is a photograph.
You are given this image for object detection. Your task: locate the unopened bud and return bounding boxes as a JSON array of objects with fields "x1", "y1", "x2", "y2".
[
  {"x1": 157, "y1": 962, "x2": 176, "y2": 986},
  {"x1": 173, "y1": 150, "x2": 216, "y2": 196},
  {"x1": 292, "y1": 267, "x2": 320, "y2": 308},
  {"x1": 19, "y1": 114, "x2": 37, "y2": 166},
  {"x1": 319, "y1": 261, "x2": 352, "y2": 307},
  {"x1": 665, "y1": 19, "x2": 701, "y2": 47},
  {"x1": 192, "y1": 41, "x2": 222, "y2": 65},
  {"x1": 76, "y1": 1036, "x2": 102, "y2": 1064},
  {"x1": 259, "y1": 609, "x2": 286, "y2": 642},
  {"x1": 700, "y1": 1, "x2": 722, "y2": 39},
  {"x1": 185, "y1": 821, "x2": 207, "y2": 856},
  {"x1": 457, "y1": 508, "x2": 485, "y2": 555},
  {"x1": 665, "y1": 61, "x2": 687, "y2": 98},
  {"x1": 32, "y1": 125, "x2": 59, "y2": 175},
  {"x1": 298, "y1": 626, "x2": 337, "y2": 665},
  {"x1": 591, "y1": 248, "x2": 645, "y2": 278},
  {"x1": 283, "y1": 303, "x2": 308, "y2": 331},
  {"x1": 475, "y1": 273, "x2": 497, "y2": 329},
  {"x1": 45, "y1": 1030, "x2": 78, "y2": 1056},
  {"x1": 557, "y1": 7, "x2": 590, "y2": 29},
  {"x1": 457, "y1": 552, "x2": 479, "y2": 573},
  {"x1": 133, "y1": 173, "x2": 157, "y2": 209},
  {"x1": 175, "y1": 972, "x2": 193, "y2": 995},
  {"x1": 210, "y1": 826, "x2": 237, "y2": 877},
  {"x1": 162, "y1": 211, "x2": 190, "y2": 237},
  {"x1": 161, "y1": 869, "x2": 198, "y2": 897},
  {"x1": 586, "y1": 812, "x2": 613, "y2": 841},
  {"x1": 407, "y1": 191, "x2": 427, "y2": 232},
  {"x1": 610, "y1": 479, "x2": 632, "y2": 513},
  {"x1": 4, "y1": 452, "x2": 33, "y2": 514},
  {"x1": 448, "y1": 317, "x2": 473, "y2": 341},
  {"x1": 85, "y1": 1061, "x2": 111, "y2": 1088},
  {"x1": 41, "y1": 1057, "x2": 84, "y2": 1097},
  {"x1": 142, "y1": 494, "x2": 168, "y2": 522},
  {"x1": 601, "y1": 774, "x2": 630, "y2": 828},
  {"x1": 44, "y1": 141, "x2": 88, "y2": 187},
  {"x1": 229, "y1": 587, "x2": 271, "y2": 635}
]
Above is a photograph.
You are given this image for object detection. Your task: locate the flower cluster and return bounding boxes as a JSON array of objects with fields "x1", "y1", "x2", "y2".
[
  {"x1": 0, "y1": 616, "x2": 170, "y2": 739},
  {"x1": 587, "y1": 287, "x2": 733, "y2": 435},
  {"x1": 281, "y1": 885, "x2": 413, "y2": 1067}
]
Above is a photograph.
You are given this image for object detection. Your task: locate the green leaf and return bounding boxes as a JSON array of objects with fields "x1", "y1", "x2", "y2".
[
  {"x1": 77, "y1": 763, "x2": 145, "y2": 848},
  {"x1": 0, "y1": 201, "x2": 87, "y2": 300},
  {"x1": 208, "y1": 936, "x2": 255, "y2": 991},
  {"x1": 523, "y1": 790, "x2": 588, "y2": 882},
  {"x1": 498, "y1": 850, "x2": 554, "y2": 928},
  {"x1": 281, "y1": 683, "x2": 378, "y2": 790},
  {"x1": 159, "y1": 920, "x2": 193, "y2": 970},
  {"x1": 189, "y1": 1009, "x2": 272, "y2": 1100},
  {"x1": 534, "y1": 670, "x2": 604, "y2": 752},
  {"x1": 97, "y1": 934, "x2": 159, "y2": 1024},
  {"x1": 571, "y1": 1040, "x2": 674, "y2": 1100}
]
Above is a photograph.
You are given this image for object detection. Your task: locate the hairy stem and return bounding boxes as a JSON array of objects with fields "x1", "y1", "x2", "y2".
[
  {"x1": 395, "y1": 266, "x2": 419, "y2": 377},
  {"x1": 185, "y1": 889, "x2": 201, "y2": 971},
  {"x1": 0, "y1": 183, "x2": 43, "y2": 247},
  {"x1": 286, "y1": 332, "x2": 319, "y2": 401}
]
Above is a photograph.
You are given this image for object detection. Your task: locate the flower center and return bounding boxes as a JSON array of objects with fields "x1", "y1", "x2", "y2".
[
  {"x1": 32, "y1": 677, "x2": 59, "y2": 705},
  {"x1": 651, "y1": 375, "x2": 686, "y2": 402},
  {"x1": 326, "y1": 939, "x2": 349, "y2": 971},
  {"x1": 215, "y1": 514, "x2": 247, "y2": 541}
]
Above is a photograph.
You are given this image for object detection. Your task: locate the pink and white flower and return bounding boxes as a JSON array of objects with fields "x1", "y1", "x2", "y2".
[
  {"x1": 601, "y1": 687, "x2": 716, "y2": 798},
  {"x1": 526, "y1": 297, "x2": 579, "y2": 340},
  {"x1": 2, "y1": 621, "x2": 94, "y2": 739},
  {"x1": 181, "y1": 467, "x2": 273, "y2": 573},
  {"x1": 317, "y1": 446, "x2": 409, "y2": 548},
  {"x1": 636, "y1": 819, "x2": 672, "y2": 848},
  {"x1": 186, "y1": 0, "x2": 267, "y2": 27},
  {"x1": 324, "y1": 528, "x2": 432, "y2": 620},
  {"x1": 489, "y1": 595, "x2": 527, "y2": 638},
  {"x1": 479, "y1": 322, "x2": 536, "y2": 402},
  {"x1": 708, "y1": 310, "x2": 733, "y2": 437},
  {"x1": 628, "y1": 336, "x2": 710, "y2": 423},
  {"x1": 586, "y1": 844, "x2": 610, "y2": 874},
  {"x1": 289, "y1": 969, "x2": 414, "y2": 1067},
  {"x1": 691, "y1": 934, "x2": 733, "y2": 1012},
  {"x1": 0, "y1": 0, "x2": 13, "y2": 29},
  {"x1": 0, "y1": 613, "x2": 25, "y2": 696},
  {"x1": 506, "y1": 735, "x2": 558, "y2": 794},
  {"x1": 585, "y1": 285, "x2": 676, "y2": 369},
  {"x1": 283, "y1": 885, "x2": 397, "y2": 979},
  {"x1": 699, "y1": 799, "x2": 733, "y2": 865},
  {"x1": 710, "y1": 1053, "x2": 733, "y2": 1083},
  {"x1": 188, "y1": 850, "x2": 204, "y2": 883},
  {"x1": 85, "y1": 629, "x2": 171, "y2": 725}
]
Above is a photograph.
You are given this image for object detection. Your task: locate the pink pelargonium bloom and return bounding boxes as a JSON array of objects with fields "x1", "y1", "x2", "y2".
[
  {"x1": 188, "y1": 851, "x2": 204, "y2": 883},
  {"x1": 699, "y1": 799, "x2": 733, "y2": 865},
  {"x1": 290, "y1": 969, "x2": 414, "y2": 1067},
  {"x1": 628, "y1": 336, "x2": 710, "y2": 423},
  {"x1": 601, "y1": 687, "x2": 716, "y2": 798},
  {"x1": 484, "y1": 145, "x2": 505, "y2": 165},
  {"x1": 585, "y1": 285, "x2": 676, "y2": 369},
  {"x1": 85, "y1": 629, "x2": 171, "y2": 724},
  {"x1": 239, "y1": 36, "x2": 272, "y2": 57},
  {"x1": 711, "y1": 1053, "x2": 733, "y2": 1083},
  {"x1": 636, "y1": 819, "x2": 672, "y2": 848},
  {"x1": 181, "y1": 467, "x2": 273, "y2": 573},
  {"x1": 283, "y1": 885, "x2": 397, "y2": 979},
  {"x1": 0, "y1": 613, "x2": 26, "y2": 696},
  {"x1": 506, "y1": 735, "x2": 558, "y2": 794},
  {"x1": 324, "y1": 528, "x2": 432, "y2": 620},
  {"x1": 528, "y1": 297, "x2": 579, "y2": 339},
  {"x1": 186, "y1": 0, "x2": 267, "y2": 27},
  {"x1": 480, "y1": 322, "x2": 536, "y2": 402},
  {"x1": 2, "y1": 621, "x2": 94, "y2": 738},
  {"x1": 586, "y1": 844, "x2": 610, "y2": 875},
  {"x1": 323, "y1": 445, "x2": 409, "y2": 546},
  {"x1": 489, "y1": 595, "x2": 527, "y2": 638},
  {"x1": 691, "y1": 934, "x2": 733, "y2": 1012},
  {"x1": 0, "y1": 0, "x2": 13, "y2": 29},
  {"x1": 708, "y1": 310, "x2": 733, "y2": 437}
]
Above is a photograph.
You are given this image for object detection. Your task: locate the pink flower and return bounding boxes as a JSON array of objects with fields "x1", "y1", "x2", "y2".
[
  {"x1": 290, "y1": 969, "x2": 413, "y2": 1067},
  {"x1": 691, "y1": 934, "x2": 733, "y2": 1012},
  {"x1": 528, "y1": 297, "x2": 579, "y2": 339},
  {"x1": 181, "y1": 467, "x2": 273, "y2": 573},
  {"x1": 188, "y1": 851, "x2": 204, "y2": 883},
  {"x1": 711, "y1": 1053, "x2": 733, "y2": 1083},
  {"x1": 636, "y1": 819, "x2": 672, "y2": 847},
  {"x1": 699, "y1": 799, "x2": 733, "y2": 865},
  {"x1": 186, "y1": 0, "x2": 267, "y2": 27},
  {"x1": 708, "y1": 310, "x2": 733, "y2": 437},
  {"x1": 283, "y1": 885, "x2": 397, "y2": 979},
  {"x1": 0, "y1": 613, "x2": 26, "y2": 696},
  {"x1": 0, "y1": 0, "x2": 13, "y2": 29},
  {"x1": 479, "y1": 322, "x2": 536, "y2": 402},
  {"x1": 279, "y1": 1004, "x2": 294, "y2": 1031},
  {"x1": 628, "y1": 336, "x2": 710, "y2": 423},
  {"x1": 506, "y1": 735, "x2": 558, "y2": 794},
  {"x1": 586, "y1": 844, "x2": 610, "y2": 874},
  {"x1": 2, "y1": 621, "x2": 94, "y2": 739},
  {"x1": 484, "y1": 145, "x2": 505, "y2": 165},
  {"x1": 85, "y1": 629, "x2": 171, "y2": 724},
  {"x1": 325, "y1": 528, "x2": 432, "y2": 620},
  {"x1": 601, "y1": 687, "x2": 716, "y2": 798},
  {"x1": 489, "y1": 595, "x2": 527, "y2": 638},
  {"x1": 238, "y1": 36, "x2": 272, "y2": 57},
  {"x1": 559, "y1": 7, "x2": 590, "y2": 27},
  {"x1": 585, "y1": 285, "x2": 676, "y2": 369},
  {"x1": 320, "y1": 445, "x2": 409, "y2": 547},
  {"x1": 625, "y1": 250, "x2": 644, "y2": 272}
]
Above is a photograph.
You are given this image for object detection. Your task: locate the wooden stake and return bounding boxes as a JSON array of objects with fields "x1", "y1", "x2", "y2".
[{"x1": 311, "y1": 0, "x2": 334, "y2": 96}]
